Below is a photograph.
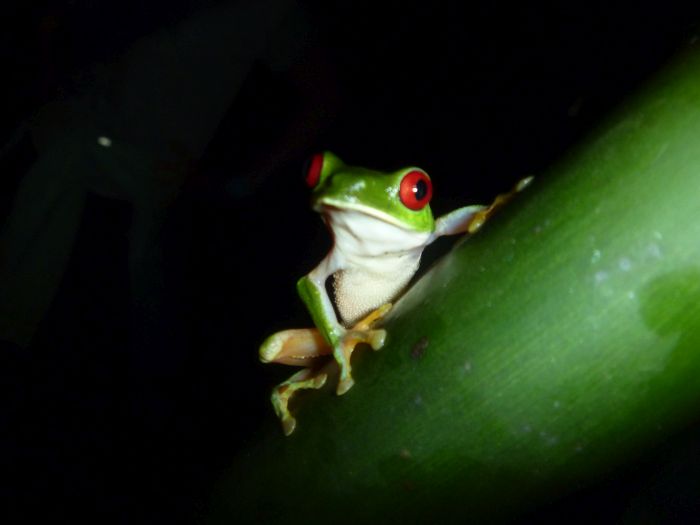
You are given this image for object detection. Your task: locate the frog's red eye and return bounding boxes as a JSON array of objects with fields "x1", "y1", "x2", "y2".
[
  {"x1": 399, "y1": 170, "x2": 432, "y2": 210},
  {"x1": 304, "y1": 153, "x2": 324, "y2": 188}
]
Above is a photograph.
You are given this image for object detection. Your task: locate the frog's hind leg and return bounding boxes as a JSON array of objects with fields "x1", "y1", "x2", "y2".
[
  {"x1": 270, "y1": 364, "x2": 334, "y2": 436},
  {"x1": 260, "y1": 328, "x2": 331, "y2": 366},
  {"x1": 260, "y1": 304, "x2": 392, "y2": 434},
  {"x1": 260, "y1": 328, "x2": 333, "y2": 435}
]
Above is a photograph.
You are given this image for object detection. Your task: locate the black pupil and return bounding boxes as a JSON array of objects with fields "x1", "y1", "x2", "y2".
[{"x1": 413, "y1": 179, "x2": 427, "y2": 201}]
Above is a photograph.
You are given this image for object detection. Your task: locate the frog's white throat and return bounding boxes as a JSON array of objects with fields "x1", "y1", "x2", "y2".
[{"x1": 322, "y1": 207, "x2": 432, "y2": 326}]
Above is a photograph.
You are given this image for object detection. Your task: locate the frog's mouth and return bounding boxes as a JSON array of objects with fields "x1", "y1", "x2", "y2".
[{"x1": 316, "y1": 201, "x2": 412, "y2": 231}]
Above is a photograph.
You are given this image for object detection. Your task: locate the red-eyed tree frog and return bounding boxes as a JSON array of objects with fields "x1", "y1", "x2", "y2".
[{"x1": 260, "y1": 152, "x2": 531, "y2": 435}]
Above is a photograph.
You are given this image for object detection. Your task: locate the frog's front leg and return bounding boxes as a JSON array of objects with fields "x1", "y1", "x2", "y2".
[
  {"x1": 466, "y1": 175, "x2": 534, "y2": 234},
  {"x1": 297, "y1": 262, "x2": 391, "y2": 395},
  {"x1": 331, "y1": 302, "x2": 391, "y2": 395},
  {"x1": 432, "y1": 176, "x2": 534, "y2": 239}
]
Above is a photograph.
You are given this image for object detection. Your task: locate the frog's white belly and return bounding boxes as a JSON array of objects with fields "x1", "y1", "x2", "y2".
[{"x1": 324, "y1": 208, "x2": 432, "y2": 326}]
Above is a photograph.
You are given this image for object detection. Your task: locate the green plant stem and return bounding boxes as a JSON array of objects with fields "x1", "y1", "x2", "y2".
[{"x1": 207, "y1": 45, "x2": 700, "y2": 524}]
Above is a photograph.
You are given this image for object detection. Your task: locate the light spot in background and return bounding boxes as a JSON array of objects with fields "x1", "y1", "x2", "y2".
[{"x1": 97, "y1": 136, "x2": 112, "y2": 147}]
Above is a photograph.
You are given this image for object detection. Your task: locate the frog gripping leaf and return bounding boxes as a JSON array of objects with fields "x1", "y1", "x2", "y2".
[{"x1": 259, "y1": 152, "x2": 530, "y2": 435}]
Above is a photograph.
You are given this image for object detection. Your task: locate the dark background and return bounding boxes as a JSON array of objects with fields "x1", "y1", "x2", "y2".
[{"x1": 2, "y1": 1, "x2": 700, "y2": 523}]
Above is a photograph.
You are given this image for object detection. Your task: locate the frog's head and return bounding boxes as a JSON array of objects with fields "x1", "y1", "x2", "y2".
[{"x1": 304, "y1": 151, "x2": 435, "y2": 233}]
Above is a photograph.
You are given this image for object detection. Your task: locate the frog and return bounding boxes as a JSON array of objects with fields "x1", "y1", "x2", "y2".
[{"x1": 259, "y1": 151, "x2": 531, "y2": 435}]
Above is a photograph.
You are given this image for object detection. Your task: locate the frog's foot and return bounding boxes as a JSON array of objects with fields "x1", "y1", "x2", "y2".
[
  {"x1": 259, "y1": 328, "x2": 331, "y2": 366},
  {"x1": 271, "y1": 366, "x2": 330, "y2": 436},
  {"x1": 467, "y1": 175, "x2": 534, "y2": 234},
  {"x1": 334, "y1": 303, "x2": 392, "y2": 396}
]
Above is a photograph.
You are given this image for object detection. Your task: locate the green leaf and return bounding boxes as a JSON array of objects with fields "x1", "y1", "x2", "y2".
[{"x1": 206, "y1": 47, "x2": 700, "y2": 524}]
